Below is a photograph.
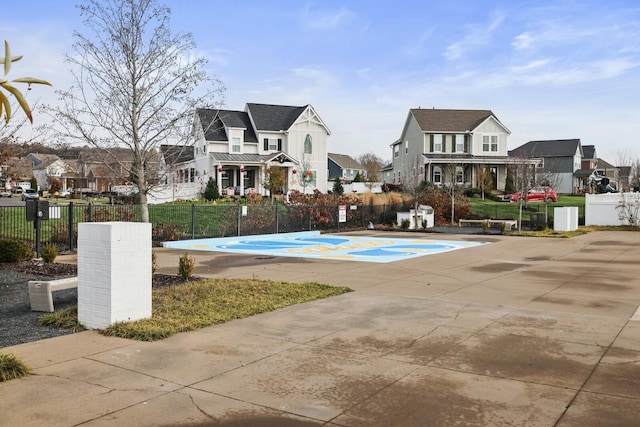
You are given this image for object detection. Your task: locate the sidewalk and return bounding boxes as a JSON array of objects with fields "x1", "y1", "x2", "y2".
[{"x1": 2, "y1": 231, "x2": 640, "y2": 426}]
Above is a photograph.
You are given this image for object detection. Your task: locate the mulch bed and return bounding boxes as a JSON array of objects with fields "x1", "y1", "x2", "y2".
[{"x1": 0, "y1": 261, "x2": 192, "y2": 348}]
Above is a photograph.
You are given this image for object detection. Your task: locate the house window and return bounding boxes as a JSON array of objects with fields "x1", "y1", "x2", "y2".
[
  {"x1": 455, "y1": 135, "x2": 464, "y2": 152},
  {"x1": 221, "y1": 170, "x2": 230, "y2": 188},
  {"x1": 394, "y1": 145, "x2": 399, "y2": 158},
  {"x1": 405, "y1": 140, "x2": 408, "y2": 155},
  {"x1": 412, "y1": 167, "x2": 416, "y2": 177},
  {"x1": 231, "y1": 137, "x2": 241, "y2": 153},
  {"x1": 433, "y1": 134, "x2": 443, "y2": 152},
  {"x1": 433, "y1": 166, "x2": 442, "y2": 184},
  {"x1": 304, "y1": 134, "x2": 312, "y2": 154},
  {"x1": 268, "y1": 139, "x2": 278, "y2": 150},
  {"x1": 455, "y1": 166, "x2": 464, "y2": 184},
  {"x1": 483, "y1": 135, "x2": 498, "y2": 152}
]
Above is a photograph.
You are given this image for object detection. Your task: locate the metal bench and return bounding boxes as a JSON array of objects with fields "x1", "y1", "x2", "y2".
[{"x1": 28, "y1": 277, "x2": 78, "y2": 312}]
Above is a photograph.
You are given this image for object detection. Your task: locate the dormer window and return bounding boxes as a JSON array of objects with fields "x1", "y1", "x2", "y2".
[{"x1": 231, "y1": 137, "x2": 241, "y2": 153}]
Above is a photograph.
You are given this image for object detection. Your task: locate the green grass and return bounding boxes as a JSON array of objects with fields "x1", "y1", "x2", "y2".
[
  {"x1": 0, "y1": 353, "x2": 31, "y2": 382},
  {"x1": 469, "y1": 194, "x2": 586, "y2": 220},
  {"x1": 39, "y1": 278, "x2": 352, "y2": 341}
]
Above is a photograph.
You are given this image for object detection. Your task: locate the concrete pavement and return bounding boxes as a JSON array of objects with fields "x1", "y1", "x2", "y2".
[{"x1": 2, "y1": 230, "x2": 640, "y2": 426}]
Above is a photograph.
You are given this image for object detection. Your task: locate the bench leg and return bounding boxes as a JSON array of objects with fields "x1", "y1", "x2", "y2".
[{"x1": 28, "y1": 281, "x2": 55, "y2": 312}]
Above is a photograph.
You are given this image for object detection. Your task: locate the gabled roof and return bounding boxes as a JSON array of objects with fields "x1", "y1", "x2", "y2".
[
  {"x1": 509, "y1": 139, "x2": 582, "y2": 158},
  {"x1": 328, "y1": 153, "x2": 363, "y2": 170},
  {"x1": 196, "y1": 109, "x2": 258, "y2": 143},
  {"x1": 160, "y1": 145, "x2": 194, "y2": 165},
  {"x1": 3, "y1": 157, "x2": 33, "y2": 179},
  {"x1": 410, "y1": 108, "x2": 505, "y2": 133},
  {"x1": 28, "y1": 153, "x2": 62, "y2": 169},
  {"x1": 211, "y1": 152, "x2": 298, "y2": 165},
  {"x1": 596, "y1": 158, "x2": 616, "y2": 169},
  {"x1": 246, "y1": 103, "x2": 308, "y2": 132},
  {"x1": 582, "y1": 145, "x2": 596, "y2": 160}
]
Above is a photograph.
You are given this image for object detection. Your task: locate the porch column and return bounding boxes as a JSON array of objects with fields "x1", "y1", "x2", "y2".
[
  {"x1": 239, "y1": 165, "x2": 245, "y2": 196},
  {"x1": 216, "y1": 165, "x2": 222, "y2": 195}
]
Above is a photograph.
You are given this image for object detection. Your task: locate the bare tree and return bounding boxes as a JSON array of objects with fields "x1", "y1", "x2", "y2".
[
  {"x1": 51, "y1": 0, "x2": 225, "y2": 222},
  {"x1": 507, "y1": 155, "x2": 540, "y2": 230},
  {"x1": 358, "y1": 151, "x2": 383, "y2": 192},
  {"x1": 298, "y1": 151, "x2": 313, "y2": 194},
  {"x1": 401, "y1": 154, "x2": 430, "y2": 229}
]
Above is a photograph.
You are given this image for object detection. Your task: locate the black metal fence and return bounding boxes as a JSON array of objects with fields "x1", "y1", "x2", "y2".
[{"x1": 0, "y1": 201, "x2": 410, "y2": 251}]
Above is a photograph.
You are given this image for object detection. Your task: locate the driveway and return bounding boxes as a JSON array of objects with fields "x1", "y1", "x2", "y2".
[{"x1": 2, "y1": 230, "x2": 640, "y2": 426}]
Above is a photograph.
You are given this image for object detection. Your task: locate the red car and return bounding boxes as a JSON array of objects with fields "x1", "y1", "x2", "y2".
[{"x1": 508, "y1": 186, "x2": 557, "y2": 203}]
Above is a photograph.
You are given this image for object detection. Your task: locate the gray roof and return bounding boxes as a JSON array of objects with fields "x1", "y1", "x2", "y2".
[
  {"x1": 327, "y1": 153, "x2": 363, "y2": 170},
  {"x1": 211, "y1": 152, "x2": 298, "y2": 165},
  {"x1": 246, "y1": 103, "x2": 307, "y2": 131},
  {"x1": 582, "y1": 145, "x2": 596, "y2": 160},
  {"x1": 509, "y1": 139, "x2": 582, "y2": 158},
  {"x1": 197, "y1": 109, "x2": 258, "y2": 143},
  {"x1": 410, "y1": 108, "x2": 503, "y2": 133},
  {"x1": 160, "y1": 145, "x2": 194, "y2": 164}
]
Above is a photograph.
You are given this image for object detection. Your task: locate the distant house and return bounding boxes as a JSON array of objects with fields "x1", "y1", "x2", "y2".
[
  {"x1": 381, "y1": 163, "x2": 393, "y2": 183},
  {"x1": 327, "y1": 153, "x2": 365, "y2": 182},
  {"x1": 509, "y1": 139, "x2": 583, "y2": 194},
  {"x1": 27, "y1": 153, "x2": 68, "y2": 191},
  {"x1": 0, "y1": 157, "x2": 34, "y2": 190},
  {"x1": 190, "y1": 103, "x2": 330, "y2": 196},
  {"x1": 391, "y1": 108, "x2": 512, "y2": 191}
]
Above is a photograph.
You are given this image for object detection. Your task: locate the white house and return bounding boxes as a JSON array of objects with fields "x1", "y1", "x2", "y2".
[
  {"x1": 190, "y1": 103, "x2": 330, "y2": 197},
  {"x1": 391, "y1": 108, "x2": 512, "y2": 191}
]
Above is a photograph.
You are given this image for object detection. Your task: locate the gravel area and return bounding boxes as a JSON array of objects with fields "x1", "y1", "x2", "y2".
[{"x1": 0, "y1": 261, "x2": 187, "y2": 349}]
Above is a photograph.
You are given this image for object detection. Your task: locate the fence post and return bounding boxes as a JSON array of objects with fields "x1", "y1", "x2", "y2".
[
  {"x1": 276, "y1": 205, "x2": 279, "y2": 234},
  {"x1": 383, "y1": 203, "x2": 386, "y2": 224},
  {"x1": 237, "y1": 203, "x2": 241, "y2": 236},
  {"x1": 68, "y1": 202, "x2": 74, "y2": 251},
  {"x1": 191, "y1": 203, "x2": 196, "y2": 239},
  {"x1": 86, "y1": 202, "x2": 92, "y2": 222},
  {"x1": 308, "y1": 206, "x2": 312, "y2": 231}
]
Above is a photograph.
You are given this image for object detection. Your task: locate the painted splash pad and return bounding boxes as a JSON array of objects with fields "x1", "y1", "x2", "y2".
[{"x1": 163, "y1": 231, "x2": 488, "y2": 264}]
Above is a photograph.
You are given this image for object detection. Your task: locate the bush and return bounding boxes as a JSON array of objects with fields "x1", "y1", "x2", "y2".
[
  {"x1": 400, "y1": 218, "x2": 411, "y2": 229},
  {"x1": 41, "y1": 243, "x2": 58, "y2": 263},
  {"x1": 178, "y1": 252, "x2": 195, "y2": 280},
  {"x1": 152, "y1": 222, "x2": 181, "y2": 242},
  {"x1": 0, "y1": 353, "x2": 31, "y2": 382},
  {"x1": 0, "y1": 240, "x2": 33, "y2": 263},
  {"x1": 152, "y1": 250, "x2": 158, "y2": 275}
]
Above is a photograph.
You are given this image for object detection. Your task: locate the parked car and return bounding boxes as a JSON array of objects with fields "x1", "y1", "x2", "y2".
[
  {"x1": 58, "y1": 189, "x2": 72, "y2": 198},
  {"x1": 21, "y1": 188, "x2": 39, "y2": 201},
  {"x1": 507, "y1": 186, "x2": 557, "y2": 203},
  {"x1": 0, "y1": 189, "x2": 11, "y2": 197},
  {"x1": 11, "y1": 187, "x2": 23, "y2": 194}
]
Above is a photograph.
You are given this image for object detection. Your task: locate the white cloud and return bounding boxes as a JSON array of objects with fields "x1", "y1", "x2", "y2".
[
  {"x1": 444, "y1": 12, "x2": 505, "y2": 60},
  {"x1": 301, "y1": 5, "x2": 355, "y2": 30}
]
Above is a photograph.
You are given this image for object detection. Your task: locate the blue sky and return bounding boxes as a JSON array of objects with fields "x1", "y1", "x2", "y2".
[{"x1": 3, "y1": 0, "x2": 640, "y2": 164}]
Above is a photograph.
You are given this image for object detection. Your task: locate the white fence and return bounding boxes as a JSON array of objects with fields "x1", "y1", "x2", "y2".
[{"x1": 585, "y1": 193, "x2": 640, "y2": 226}]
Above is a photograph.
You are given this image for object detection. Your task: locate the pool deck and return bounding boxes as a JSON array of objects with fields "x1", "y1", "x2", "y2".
[{"x1": 3, "y1": 230, "x2": 640, "y2": 426}]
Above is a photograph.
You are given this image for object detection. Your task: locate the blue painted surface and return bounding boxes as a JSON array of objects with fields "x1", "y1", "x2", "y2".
[{"x1": 164, "y1": 231, "x2": 488, "y2": 264}]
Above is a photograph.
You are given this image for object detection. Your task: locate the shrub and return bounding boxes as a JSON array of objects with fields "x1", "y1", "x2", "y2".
[
  {"x1": 0, "y1": 353, "x2": 31, "y2": 382},
  {"x1": 482, "y1": 220, "x2": 489, "y2": 233},
  {"x1": 41, "y1": 243, "x2": 58, "y2": 263},
  {"x1": 400, "y1": 218, "x2": 411, "y2": 229},
  {"x1": 152, "y1": 250, "x2": 158, "y2": 275},
  {"x1": 0, "y1": 240, "x2": 34, "y2": 263},
  {"x1": 178, "y1": 252, "x2": 195, "y2": 280},
  {"x1": 152, "y1": 222, "x2": 181, "y2": 242}
]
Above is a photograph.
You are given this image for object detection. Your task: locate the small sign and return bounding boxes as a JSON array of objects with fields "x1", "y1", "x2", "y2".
[
  {"x1": 242, "y1": 205, "x2": 248, "y2": 216},
  {"x1": 338, "y1": 205, "x2": 347, "y2": 223}
]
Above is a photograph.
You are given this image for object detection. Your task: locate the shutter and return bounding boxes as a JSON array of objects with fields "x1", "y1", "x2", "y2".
[
  {"x1": 264, "y1": 138, "x2": 268, "y2": 150},
  {"x1": 277, "y1": 139, "x2": 282, "y2": 151},
  {"x1": 452, "y1": 135, "x2": 456, "y2": 153},
  {"x1": 443, "y1": 136, "x2": 447, "y2": 153},
  {"x1": 430, "y1": 135, "x2": 434, "y2": 152},
  {"x1": 464, "y1": 135, "x2": 469, "y2": 153}
]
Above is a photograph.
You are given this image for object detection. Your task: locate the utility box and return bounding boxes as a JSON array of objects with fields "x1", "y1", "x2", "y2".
[
  {"x1": 77, "y1": 222, "x2": 152, "y2": 329},
  {"x1": 25, "y1": 200, "x2": 49, "y2": 221},
  {"x1": 397, "y1": 205, "x2": 434, "y2": 229},
  {"x1": 554, "y1": 207, "x2": 578, "y2": 231}
]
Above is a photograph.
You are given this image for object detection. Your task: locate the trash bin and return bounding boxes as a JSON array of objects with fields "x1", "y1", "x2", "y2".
[{"x1": 530, "y1": 212, "x2": 547, "y2": 230}]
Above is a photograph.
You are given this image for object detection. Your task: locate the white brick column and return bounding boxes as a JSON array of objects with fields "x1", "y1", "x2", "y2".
[{"x1": 77, "y1": 222, "x2": 152, "y2": 329}]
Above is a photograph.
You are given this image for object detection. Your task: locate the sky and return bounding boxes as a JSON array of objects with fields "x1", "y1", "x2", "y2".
[{"x1": 2, "y1": 0, "x2": 640, "y2": 165}]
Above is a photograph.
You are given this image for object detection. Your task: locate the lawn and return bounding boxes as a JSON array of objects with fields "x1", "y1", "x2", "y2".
[
  {"x1": 38, "y1": 278, "x2": 352, "y2": 341},
  {"x1": 469, "y1": 194, "x2": 586, "y2": 221}
]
